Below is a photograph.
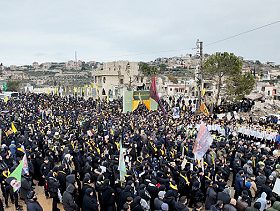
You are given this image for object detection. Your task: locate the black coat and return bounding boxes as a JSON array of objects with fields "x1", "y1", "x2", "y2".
[
  {"x1": 19, "y1": 176, "x2": 32, "y2": 199},
  {"x1": 40, "y1": 162, "x2": 51, "y2": 177},
  {"x1": 217, "y1": 191, "x2": 231, "y2": 205},
  {"x1": 118, "y1": 186, "x2": 132, "y2": 211},
  {"x1": 26, "y1": 199, "x2": 43, "y2": 211},
  {"x1": 81, "y1": 183, "x2": 96, "y2": 200},
  {"x1": 82, "y1": 189, "x2": 99, "y2": 211},
  {"x1": 101, "y1": 185, "x2": 116, "y2": 211},
  {"x1": 205, "y1": 187, "x2": 217, "y2": 210},
  {"x1": 47, "y1": 176, "x2": 60, "y2": 198},
  {"x1": 57, "y1": 171, "x2": 67, "y2": 193}
]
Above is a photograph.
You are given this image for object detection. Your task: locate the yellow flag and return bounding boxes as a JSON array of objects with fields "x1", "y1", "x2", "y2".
[
  {"x1": 47, "y1": 87, "x2": 50, "y2": 95},
  {"x1": 4, "y1": 96, "x2": 8, "y2": 103},
  {"x1": 106, "y1": 95, "x2": 109, "y2": 102},
  {"x1": 11, "y1": 122, "x2": 17, "y2": 133},
  {"x1": 202, "y1": 88, "x2": 205, "y2": 96},
  {"x1": 200, "y1": 102, "x2": 209, "y2": 116}
]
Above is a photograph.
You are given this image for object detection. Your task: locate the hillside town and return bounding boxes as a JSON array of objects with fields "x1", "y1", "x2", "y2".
[{"x1": 1, "y1": 54, "x2": 279, "y2": 103}]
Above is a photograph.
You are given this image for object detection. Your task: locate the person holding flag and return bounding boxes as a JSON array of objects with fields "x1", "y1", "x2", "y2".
[
  {"x1": 0, "y1": 167, "x2": 12, "y2": 208},
  {"x1": 6, "y1": 158, "x2": 24, "y2": 210}
]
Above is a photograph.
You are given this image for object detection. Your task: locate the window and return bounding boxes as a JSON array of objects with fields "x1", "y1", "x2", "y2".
[
  {"x1": 103, "y1": 77, "x2": 106, "y2": 83},
  {"x1": 120, "y1": 79, "x2": 123, "y2": 84},
  {"x1": 268, "y1": 91, "x2": 270, "y2": 95},
  {"x1": 170, "y1": 88, "x2": 172, "y2": 91}
]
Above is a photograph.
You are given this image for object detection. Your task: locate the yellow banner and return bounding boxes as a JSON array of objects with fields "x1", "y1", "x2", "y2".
[{"x1": 200, "y1": 102, "x2": 209, "y2": 116}]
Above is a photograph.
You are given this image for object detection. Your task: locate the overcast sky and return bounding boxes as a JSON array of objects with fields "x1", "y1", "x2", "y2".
[{"x1": 0, "y1": 0, "x2": 279, "y2": 66}]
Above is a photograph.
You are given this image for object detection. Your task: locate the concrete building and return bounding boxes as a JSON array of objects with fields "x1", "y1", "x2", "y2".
[
  {"x1": 66, "y1": 60, "x2": 82, "y2": 70},
  {"x1": 261, "y1": 85, "x2": 274, "y2": 98},
  {"x1": 92, "y1": 61, "x2": 146, "y2": 98},
  {"x1": 33, "y1": 62, "x2": 39, "y2": 69},
  {"x1": 164, "y1": 84, "x2": 190, "y2": 96}
]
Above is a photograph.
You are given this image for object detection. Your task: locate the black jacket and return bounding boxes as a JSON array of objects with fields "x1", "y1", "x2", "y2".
[
  {"x1": 57, "y1": 171, "x2": 67, "y2": 193},
  {"x1": 205, "y1": 186, "x2": 217, "y2": 210},
  {"x1": 40, "y1": 162, "x2": 51, "y2": 177},
  {"x1": 217, "y1": 191, "x2": 231, "y2": 205},
  {"x1": 20, "y1": 176, "x2": 32, "y2": 199},
  {"x1": 26, "y1": 199, "x2": 43, "y2": 211},
  {"x1": 47, "y1": 176, "x2": 60, "y2": 198},
  {"x1": 174, "y1": 202, "x2": 189, "y2": 211},
  {"x1": 118, "y1": 186, "x2": 132, "y2": 211},
  {"x1": 101, "y1": 184, "x2": 116, "y2": 211}
]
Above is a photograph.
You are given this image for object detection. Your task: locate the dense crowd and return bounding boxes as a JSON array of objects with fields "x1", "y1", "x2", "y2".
[{"x1": 0, "y1": 93, "x2": 279, "y2": 211}]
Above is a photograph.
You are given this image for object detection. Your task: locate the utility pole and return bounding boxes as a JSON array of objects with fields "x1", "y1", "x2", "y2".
[
  {"x1": 118, "y1": 64, "x2": 121, "y2": 99},
  {"x1": 196, "y1": 39, "x2": 203, "y2": 113},
  {"x1": 126, "y1": 62, "x2": 131, "y2": 90},
  {"x1": 75, "y1": 51, "x2": 78, "y2": 100}
]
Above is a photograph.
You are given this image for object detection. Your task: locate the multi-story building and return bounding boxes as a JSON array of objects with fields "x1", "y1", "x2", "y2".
[{"x1": 92, "y1": 61, "x2": 145, "y2": 98}]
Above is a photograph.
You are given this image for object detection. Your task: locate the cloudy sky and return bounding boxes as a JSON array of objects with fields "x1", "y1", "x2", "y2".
[{"x1": 0, "y1": 0, "x2": 279, "y2": 66}]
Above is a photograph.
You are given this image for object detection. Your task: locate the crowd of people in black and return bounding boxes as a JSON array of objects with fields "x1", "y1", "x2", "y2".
[{"x1": 0, "y1": 93, "x2": 278, "y2": 211}]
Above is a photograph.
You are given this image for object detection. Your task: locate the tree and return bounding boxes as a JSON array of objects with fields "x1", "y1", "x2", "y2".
[
  {"x1": 225, "y1": 72, "x2": 255, "y2": 102},
  {"x1": 159, "y1": 64, "x2": 167, "y2": 72},
  {"x1": 203, "y1": 52, "x2": 243, "y2": 105},
  {"x1": 6, "y1": 80, "x2": 21, "y2": 92},
  {"x1": 139, "y1": 62, "x2": 158, "y2": 78},
  {"x1": 168, "y1": 75, "x2": 178, "y2": 84},
  {"x1": 255, "y1": 60, "x2": 262, "y2": 65}
]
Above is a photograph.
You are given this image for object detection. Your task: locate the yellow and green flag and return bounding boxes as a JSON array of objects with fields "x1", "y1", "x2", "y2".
[{"x1": 200, "y1": 102, "x2": 209, "y2": 116}]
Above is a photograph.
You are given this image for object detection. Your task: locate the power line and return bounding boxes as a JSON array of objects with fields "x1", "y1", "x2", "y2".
[
  {"x1": 95, "y1": 20, "x2": 280, "y2": 61},
  {"x1": 204, "y1": 20, "x2": 280, "y2": 47},
  {"x1": 96, "y1": 48, "x2": 194, "y2": 61}
]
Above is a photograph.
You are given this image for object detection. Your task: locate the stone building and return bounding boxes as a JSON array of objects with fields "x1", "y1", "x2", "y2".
[{"x1": 92, "y1": 61, "x2": 146, "y2": 99}]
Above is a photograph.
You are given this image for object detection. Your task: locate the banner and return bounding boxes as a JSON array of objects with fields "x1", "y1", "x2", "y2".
[
  {"x1": 22, "y1": 154, "x2": 29, "y2": 174},
  {"x1": 6, "y1": 159, "x2": 24, "y2": 192},
  {"x1": 172, "y1": 107, "x2": 180, "y2": 118},
  {"x1": 193, "y1": 124, "x2": 213, "y2": 161},
  {"x1": 200, "y1": 102, "x2": 209, "y2": 116},
  {"x1": 123, "y1": 91, "x2": 157, "y2": 113},
  {"x1": 118, "y1": 140, "x2": 126, "y2": 181},
  {"x1": 150, "y1": 76, "x2": 166, "y2": 113}
]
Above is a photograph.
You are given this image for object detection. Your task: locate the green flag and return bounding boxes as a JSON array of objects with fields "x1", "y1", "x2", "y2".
[
  {"x1": 118, "y1": 140, "x2": 126, "y2": 181},
  {"x1": 6, "y1": 160, "x2": 24, "y2": 192}
]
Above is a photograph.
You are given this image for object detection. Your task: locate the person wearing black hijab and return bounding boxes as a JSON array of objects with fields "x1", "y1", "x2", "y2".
[
  {"x1": 81, "y1": 177, "x2": 96, "y2": 200},
  {"x1": 82, "y1": 188, "x2": 99, "y2": 211},
  {"x1": 139, "y1": 190, "x2": 151, "y2": 211},
  {"x1": 163, "y1": 190, "x2": 175, "y2": 211},
  {"x1": 100, "y1": 179, "x2": 116, "y2": 211},
  {"x1": 189, "y1": 180, "x2": 204, "y2": 208},
  {"x1": 118, "y1": 185, "x2": 132, "y2": 211},
  {"x1": 130, "y1": 196, "x2": 144, "y2": 211}
]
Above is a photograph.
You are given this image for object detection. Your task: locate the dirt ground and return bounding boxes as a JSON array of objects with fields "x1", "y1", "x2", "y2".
[
  {"x1": 2, "y1": 180, "x2": 64, "y2": 211},
  {"x1": 1, "y1": 174, "x2": 236, "y2": 211}
]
